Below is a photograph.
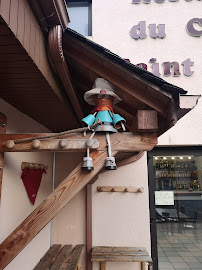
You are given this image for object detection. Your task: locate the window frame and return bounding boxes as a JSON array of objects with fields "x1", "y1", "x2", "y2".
[{"x1": 66, "y1": 0, "x2": 92, "y2": 36}]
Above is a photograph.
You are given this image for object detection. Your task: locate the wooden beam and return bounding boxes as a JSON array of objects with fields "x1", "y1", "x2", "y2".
[
  {"x1": 130, "y1": 110, "x2": 158, "y2": 133},
  {"x1": 0, "y1": 112, "x2": 7, "y2": 201},
  {"x1": 0, "y1": 132, "x2": 158, "y2": 152},
  {"x1": 116, "y1": 151, "x2": 144, "y2": 167},
  {"x1": 63, "y1": 35, "x2": 171, "y2": 117},
  {"x1": 0, "y1": 150, "x2": 114, "y2": 269}
]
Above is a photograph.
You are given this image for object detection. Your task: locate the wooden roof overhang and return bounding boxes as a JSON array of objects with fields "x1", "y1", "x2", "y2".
[
  {"x1": 0, "y1": 1, "x2": 80, "y2": 132},
  {"x1": 62, "y1": 28, "x2": 200, "y2": 136},
  {"x1": 0, "y1": 0, "x2": 199, "y2": 135}
]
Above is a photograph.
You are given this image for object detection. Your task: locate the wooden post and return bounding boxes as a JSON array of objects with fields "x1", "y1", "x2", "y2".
[
  {"x1": 141, "y1": 261, "x2": 146, "y2": 270},
  {"x1": 0, "y1": 113, "x2": 7, "y2": 201},
  {"x1": 130, "y1": 110, "x2": 158, "y2": 133},
  {"x1": 0, "y1": 150, "x2": 115, "y2": 269},
  {"x1": 86, "y1": 184, "x2": 93, "y2": 270},
  {"x1": 100, "y1": 262, "x2": 106, "y2": 270}
]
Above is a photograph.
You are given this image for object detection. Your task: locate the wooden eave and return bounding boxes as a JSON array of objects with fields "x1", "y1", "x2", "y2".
[
  {"x1": 0, "y1": 0, "x2": 196, "y2": 136},
  {"x1": 0, "y1": 15, "x2": 79, "y2": 132},
  {"x1": 62, "y1": 29, "x2": 192, "y2": 136}
]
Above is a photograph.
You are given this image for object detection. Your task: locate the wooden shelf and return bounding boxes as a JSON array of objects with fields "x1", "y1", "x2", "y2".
[{"x1": 155, "y1": 167, "x2": 197, "y2": 171}]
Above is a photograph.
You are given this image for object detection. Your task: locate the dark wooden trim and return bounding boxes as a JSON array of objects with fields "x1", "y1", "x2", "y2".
[
  {"x1": 86, "y1": 184, "x2": 93, "y2": 270},
  {"x1": 147, "y1": 151, "x2": 158, "y2": 270},
  {"x1": 147, "y1": 145, "x2": 202, "y2": 270},
  {"x1": 117, "y1": 151, "x2": 144, "y2": 167},
  {"x1": 0, "y1": 112, "x2": 7, "y2": 202}
]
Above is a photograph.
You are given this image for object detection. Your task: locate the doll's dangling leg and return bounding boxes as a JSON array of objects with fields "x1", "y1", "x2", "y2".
[
  {"x1": 105, "y1": 132, "x2": 117, "y2": 170},
  {"x1": 82, "y1": 132, "x2": 95, "y2": 171}
]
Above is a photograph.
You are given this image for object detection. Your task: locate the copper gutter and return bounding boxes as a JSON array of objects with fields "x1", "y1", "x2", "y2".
[
  {"x1": 28, "y1": 0, "x2": 83, "y2": 123},
  {"x1": 28, "y1": 0, "x2": 70, "y2": 32},
  {"x1": 48, "y1": 25, "x2": 84, "y2": 123}
]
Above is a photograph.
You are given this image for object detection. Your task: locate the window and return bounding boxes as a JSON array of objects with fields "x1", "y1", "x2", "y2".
[
  {"x1": 66, "y1": 0, "x2": 92, "y2": 36},
  {"x1": 148, "y1": 147, "x2": 202, "y2": 270}
]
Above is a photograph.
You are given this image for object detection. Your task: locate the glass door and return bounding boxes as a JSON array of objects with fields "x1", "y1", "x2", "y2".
[{"x1": 148, "y1": 147, "x2": 202, "y2": 270}]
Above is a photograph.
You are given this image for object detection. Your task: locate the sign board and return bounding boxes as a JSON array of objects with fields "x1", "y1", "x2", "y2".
[{"x1": 155, "y1": 191, "x2": 174, "y2": 205}]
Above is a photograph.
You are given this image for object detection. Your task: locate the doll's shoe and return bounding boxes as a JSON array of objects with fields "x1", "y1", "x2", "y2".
[
  {"x1": 82, "y1": 157, "x2": 94, "y2": 171},
  {"x1": 105, "y1": 157, "x2": 117, "y2": 170}
]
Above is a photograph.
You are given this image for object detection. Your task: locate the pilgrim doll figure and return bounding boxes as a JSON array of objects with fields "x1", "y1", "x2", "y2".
[{"x1": 82, "y1": 78, "x2": 126, "y2": 171}]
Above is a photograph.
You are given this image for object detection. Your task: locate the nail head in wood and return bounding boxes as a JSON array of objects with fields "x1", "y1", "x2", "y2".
[
  {"x1": 138, "y1": 187, "x2": 144, "y2": 193},
  {"x1": 32, "y1": 140, "x2": 41, "y2": 149},
  {"x1": 59, "y1": 139, "x2": 67, "y2": 148},
  {"x1": 86, "y1": 139, "x2": 94, "y2": 148},
  {"x1": 5, "y1": 140, "x2": 15, "y2": 149}
]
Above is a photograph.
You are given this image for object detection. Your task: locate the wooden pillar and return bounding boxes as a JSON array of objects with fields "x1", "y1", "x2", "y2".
[
  {"x1": 141, "y1": 261, "x2": 146, "y2": 270},
  {"x1": 100, "y1": 261, "x2": 106, "y2": 270},
  {"x1": 0, "y1": 150, "x2": 114, "y2": 269},
  {"x1": 0, "y1": 113, "x2": 7, "y2": 201}
]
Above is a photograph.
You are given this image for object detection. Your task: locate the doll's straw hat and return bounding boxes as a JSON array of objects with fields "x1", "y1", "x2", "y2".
[{"x1": 84, "y1": 78, "x2": 121, "y2": 105}]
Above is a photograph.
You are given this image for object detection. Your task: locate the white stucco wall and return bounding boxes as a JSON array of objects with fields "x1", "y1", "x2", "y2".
[
  {"x1": 92, "y1": 0, "x2": 202, "y2": 145},
  {"x1": 92, "y1": 153, "x2": 150, "y2": 270},
  {"x1": 0, "y1": 98, "x2": 53, "y2": 270},
  {"x1": 52, "y1": 152, "x2": 86, "y2": 267},
  {"x1": 52, "y1": 152, "x2": 150, "y2": 270}
]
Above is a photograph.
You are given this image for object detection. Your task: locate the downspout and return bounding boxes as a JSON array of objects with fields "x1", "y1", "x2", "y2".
[{"x1": 48, "y1": 25, "x2": 84, "y2": 124}]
